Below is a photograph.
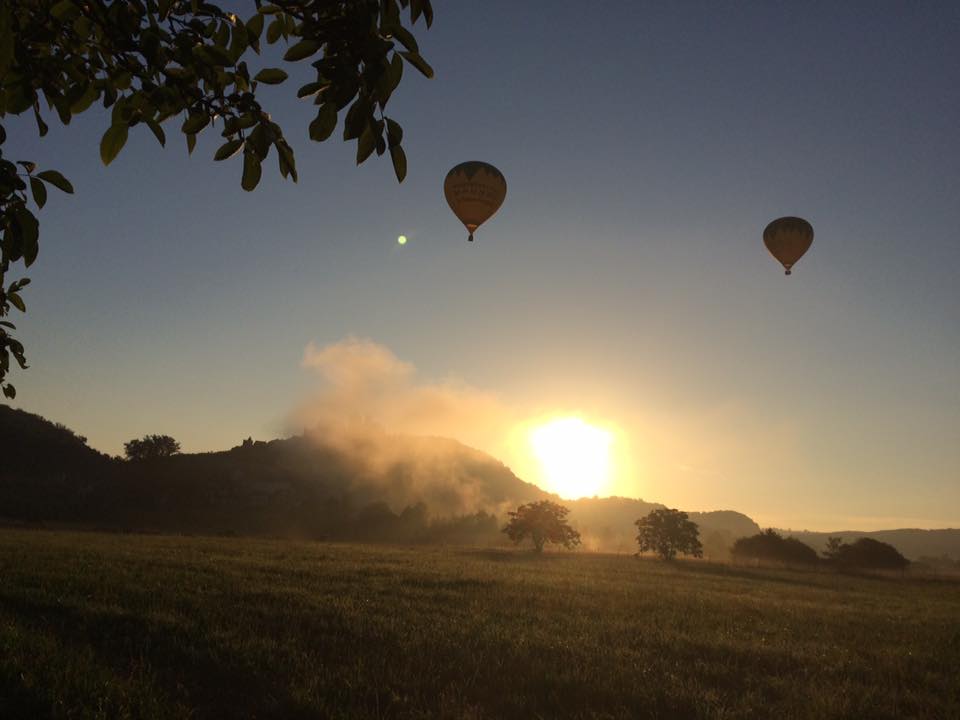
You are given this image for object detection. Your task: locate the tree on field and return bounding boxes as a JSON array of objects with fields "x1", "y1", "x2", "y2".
[
  {"x1": 635, "y1": 508, "x2": 703, "y2": 561},
  {"x1": 822, "y1": 536, "x2": 844, "y2": 561},
  {"x1": 124, "y1": 434, "x2": 180, "y2": 460},
  {"x1": 502, "y1": 500, "x2": 581, "y2": 553},
  {"x1": 731, "y1": 529, "x2": 818, "y2": 566},
  {"x1": 832, "y1": 537, "x2": 909, "y2": 571},
  {"x1": 0, "y1": 0, "x2": 434, "y2": 399}
]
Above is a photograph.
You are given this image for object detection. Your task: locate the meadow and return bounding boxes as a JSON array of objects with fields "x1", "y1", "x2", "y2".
[{"x1": 1, "y1": 528, "x2": 958, "y2": 719}]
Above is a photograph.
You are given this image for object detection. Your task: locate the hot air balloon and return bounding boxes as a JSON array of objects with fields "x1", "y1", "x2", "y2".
[
  {"x1": 763, "y1": 216, "x2": 814, "y2": 275},
  {"x1": 444, "y1": 161, "x2": 506, "y2": 241}
]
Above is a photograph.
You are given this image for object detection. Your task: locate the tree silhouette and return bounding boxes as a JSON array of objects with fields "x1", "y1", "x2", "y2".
[
  {"x1": 635, "y1": 508, "x2": 703, "y2": 561},
  {"x1": 833, "y1": 537, "x2": 909, "y2": 571},
  {"x1": 124, "y1": 434, "x2": 180, "y2": 461},
  {"x1": 502, "y1": 500, "x2": 581, "y2": 552},
  {"x1": 731, "y1": 529, "x2": 818, "y2": 565},
  {"x1": 822, "y1": 536, "x2": 844, "y2": 561},
  {"x1": 0, "y1": 0, "x2": 434, "y2": 399}
]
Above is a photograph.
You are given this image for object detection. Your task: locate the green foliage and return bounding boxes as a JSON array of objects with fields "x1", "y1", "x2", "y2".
[
  {"x1": 1, "y1": 530, "x2": 958, "y2": 719},
  {"x1": 502, "y1": 499, "x2": 581, "y2": 552},
  {"x1": 123, "y1": 433, "x2": 181, "y2": 461},
  {"x1": 0, "y1": 0, "x2": 434, "y2": 398},
  {"x1": 635, "y1": 507, "x2": 703, "y2": 560}
]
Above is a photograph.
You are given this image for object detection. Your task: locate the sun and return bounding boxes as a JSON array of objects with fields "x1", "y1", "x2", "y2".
[{"x1": 529, "y1": 417, "x2": 613, "y2": 498}]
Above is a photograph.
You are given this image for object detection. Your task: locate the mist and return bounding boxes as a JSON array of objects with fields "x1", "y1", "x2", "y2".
[{"x1": 292, "y1": 337, "x2": 537, "y2": 516}]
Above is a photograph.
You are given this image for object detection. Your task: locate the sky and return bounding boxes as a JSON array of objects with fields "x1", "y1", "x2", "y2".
[{"x1": 6, "y1": 2, "x2": 959, "y2": 531}]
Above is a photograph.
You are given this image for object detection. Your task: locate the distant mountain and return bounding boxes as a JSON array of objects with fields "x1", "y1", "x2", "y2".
[{"x1": 2, "y1": 405, "x2": 958, "y2": 559}]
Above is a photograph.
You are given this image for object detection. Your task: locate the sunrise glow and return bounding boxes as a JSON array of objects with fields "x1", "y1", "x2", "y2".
[{"x1": 529, "y1": 417, "x2": 613, "y2": 499}]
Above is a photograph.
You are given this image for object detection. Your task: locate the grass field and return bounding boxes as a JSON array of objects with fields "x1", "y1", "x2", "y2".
[{"x1": 1, "y1": 528, "x2": 958, "y2": 719}]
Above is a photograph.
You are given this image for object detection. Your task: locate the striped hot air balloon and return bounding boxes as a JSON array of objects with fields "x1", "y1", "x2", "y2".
[
  {"x1": 444, "y1": 162, "x2": 507, "y2": 242},
  {"x1": 763, "y1": 216, "x2": 814, "y2": 275}
]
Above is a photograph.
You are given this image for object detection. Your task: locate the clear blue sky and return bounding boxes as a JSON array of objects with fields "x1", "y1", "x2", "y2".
[{"x1": 7, "y1": 2, "x2": 959, "y2": 530}]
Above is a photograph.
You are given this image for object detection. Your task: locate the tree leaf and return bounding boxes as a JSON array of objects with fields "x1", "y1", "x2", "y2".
[
  {"x1": 30, "y1": 177, "x2": 47, "y2": 208},
  {"x1": 236, "y1": 113, "x2": 257, "y2": 130},
  {"x1": 214, "y1": 138, "x2": 244, "y2": 161},
  {"x1": 246, "y1": 13, "x2": 264, "y2": 39},
  {"x1": 254, "y1": 68, "x2": 288, "y2": 84},
  {"x1": 297, "y1": 81, "x2": 328, "y2": 99},
  {"x1": 100, "y1": 124, "x2": 129, "y2": 165},
  {"x1": 36, "y1": 170, "x2": 74, "y2": 193},
  {"x1": 241, "y1": 151, "x2": 262, "y2": 191},
  {"x1": 114, "y1": 71, "x2": 133, "y2": 90},
  {"x1": 399, "y1": 51, "x2": 434, "y2": 78},
  {"x1": 2, "y1": 385, "x2": 15, "y2": 400},
  {"x1": 8, "y1": 293, "x2": 26, "y2": 312},
  {"x1": 181, "y1": 113, "x2": 210, "y2": 135},
  {"x1": 146, "y1": 120, "x2": 166, "y2": 147},
  {"x1": 69, "y1": 83, "x2": 99, "y2": 114},
  {"x1": 229, "y1": 22, "x2": 249, "y2": 60},
  {"x1": 309, "y1": 103, "x2": 337, "y2": 141},
  {"x1": 390, "y1": 144, "x2": 407, "y2": 182},
  {"x1": 247, "y1": 123, "x2": 270, "y2": 159},
  {"x1": 276, "y1": 140, "x2": 297, "y2": 182},
  {"x1": 213, "y1": 20, "x2": 230, "y2": 48},
  {"x1": 284, "y1": 39, "x2": 320, "y2": 62},
  {"x1": 34, "y1": 108, "x2": 49, "y2": 137},
  {"x1": 186, "y1": 133, "x2": 197, "y2": 155},
  {"x1": 13, "y1": 208, "x2": 39, "y2": 267},
  {"x1": 266, "y1": 18, "x2": 283, "y2": 44},
  {"x1": 385, "y1": 118, "x2": 403, "y2": 147},
  {"x1": 342, "y1": 99, "x2": 369, "y2": 140},
  {"x1": 389, "y1": 25, "x2": 418, "y2": 53},
  {"x1": 199, "y1": 44, "x2": 235, "y2": 67},
  {"x1": 356, "y1": 124, "x2": 377, "y2": 164},
  {"x1": 50, "y1": 0, "x2": 79, "y2": 21},
  {"x1": 388, "y1": 52, "x2": 404, "y2": 91}
]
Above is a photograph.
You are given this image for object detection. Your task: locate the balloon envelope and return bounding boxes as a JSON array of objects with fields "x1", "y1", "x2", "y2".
[
  {"x1": 763, "y1": 216, "x2": 813, "y2": 275},
  {"x1": 444, "y1": 161, "x2": 507, "y2": 241}
]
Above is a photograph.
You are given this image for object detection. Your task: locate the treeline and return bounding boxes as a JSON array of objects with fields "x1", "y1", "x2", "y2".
[
  {"x1": 730, "y1": 529, "x2": 909, "y2": 571},
  {"x1": 316, "y1": 501, "x2": 503, "y2": 545}
]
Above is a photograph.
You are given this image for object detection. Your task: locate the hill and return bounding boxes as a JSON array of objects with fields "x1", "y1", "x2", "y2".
[
  {"x1": 2, "y1": 405, "x2": 957, "y2": 559},
  {"x1": 0, "y1": 406, "x2": 547, "y2": 542}
]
